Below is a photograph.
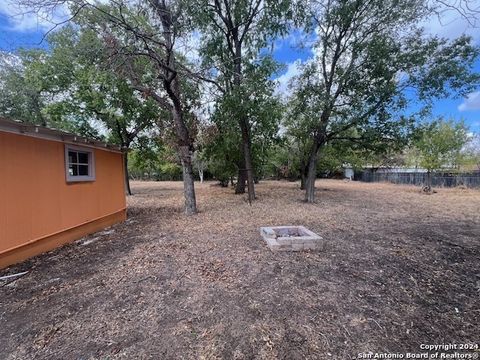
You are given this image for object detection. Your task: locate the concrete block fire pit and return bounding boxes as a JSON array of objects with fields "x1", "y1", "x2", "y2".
[{"x1": 260, "y1": 226, "x2": 324, "y2": 252}]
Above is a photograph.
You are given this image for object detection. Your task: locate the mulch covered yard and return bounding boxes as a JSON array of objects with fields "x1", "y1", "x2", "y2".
[{"x1": 1, "y1": 180, "x2": 479, "y2": 359}]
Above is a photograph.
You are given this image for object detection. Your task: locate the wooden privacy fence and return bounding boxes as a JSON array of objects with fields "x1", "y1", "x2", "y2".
[{"x1": 357, "y1": 171, "x2": 480, "y2": 188}]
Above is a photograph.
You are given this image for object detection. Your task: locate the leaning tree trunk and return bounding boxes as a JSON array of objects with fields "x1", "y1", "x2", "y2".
[
  {"x1": 123, "y1": 150, "x2": 132, "y2": 196},
  {"x1": 169, "y1": 95, "x2": 197, "y2": 215},
  {"x1": 156, "y1": 0, "x2": 197, "y2": 215}
]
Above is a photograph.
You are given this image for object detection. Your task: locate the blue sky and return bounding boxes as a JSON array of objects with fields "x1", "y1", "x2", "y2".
[{"x1": 1, "y1": 3, "x2": 479, "y2": 133}]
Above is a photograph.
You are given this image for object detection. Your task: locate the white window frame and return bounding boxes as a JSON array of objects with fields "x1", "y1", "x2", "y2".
[{"x1": 65, "y1": 145, "x2": 96, "y2": 182}]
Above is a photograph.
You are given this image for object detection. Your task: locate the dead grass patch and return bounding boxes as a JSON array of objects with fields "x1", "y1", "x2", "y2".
[{"x1": 1, "y1": 180, "x2": 479, "y2": 359}]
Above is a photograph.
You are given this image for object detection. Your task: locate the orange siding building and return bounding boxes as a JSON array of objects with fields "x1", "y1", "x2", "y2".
[{"x1": 0, "y1": 118, "x2": 126, "y2": 269}]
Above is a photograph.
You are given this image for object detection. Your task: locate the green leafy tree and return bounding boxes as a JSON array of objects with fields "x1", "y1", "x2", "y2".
[
  {"x1": 87, "y1": 0, "x2": 201, "y2": 214},
  {"x1": 128, "y1": 137, "x2": 183, "y2": 181},
  {"x1": 462, "y1": 134, "x2": 480, "y2": 171},
  {"x1": 192, "y1": 0, "x2": 290, "y2": 201},
  {"x1": 128, "y1": 138, "x2": 162, "y2": 180},
  {"x1": 204, "y1": 60, "x2": 283, "y2": 187},
  {"x1": 202, "y1": 109, "x2": 242, "y2": 186},
  {"x1": 0, "y1": 51, "x2": 48, "y2": 126},
  {"x1": 410, "y1": 119, "x2": 469, "y2": 191},
  {"x1": 291, "y1": 0, "x2": 479, "y2": 202},
  {"x1": 4, "y1": 25, "x2": 162, "y2": 195},
  {"x1": 20, "y1": 0, "x2": 203, "y2": 214},
  {"x1": 0, "y1": 49, "x2": 100, "y2": 137}
]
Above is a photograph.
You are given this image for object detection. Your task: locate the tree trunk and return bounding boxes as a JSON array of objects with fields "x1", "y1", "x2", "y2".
[
  {"x1": 235, "y1": 147, "x2": 246, "y2": 193},
  {"x1": 169, "y1": 101, "x2": 197, "y2": 215},
  {"x1": 123, "y1": 151, "x2": 132, "y2": 196},
  {"x1": 300, "y1": 159, "x2": 308, "y2": 190},
  {"x1": 304, "y1": 134, "x2": 327, "y2": 203},
  {"x1": 235, "y1": 169, "x2": 246, "y2": 193},
  {"x1": 180, "y1": 145, "x2": 197, "y2": 215},
  {"x1": 305, "y1": 151, "x2": 318, "y2": 203},
  {"x1": 300, "y1": 174, "x2": 306, "y2": 190},
  {"x1": 424, "y1": 170, "x2": 432, "y2": 193},
  {"x1": 156, "y1": 1, "x2": 197, "y2": 215},
  {"x1": 240, "y1": 118, "x2": 255, "y2": 202},
  {"x1": 234, "y1": 139, "x2": 255, "y2": 201},
  {"x1": 232, "y1": 35, "x2": 255, "y2": 202},
  {"x1": 199, "y1": 168, "x2": 204, "y2": 183}
]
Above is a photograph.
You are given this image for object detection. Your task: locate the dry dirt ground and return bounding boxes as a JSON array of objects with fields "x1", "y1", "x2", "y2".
[{"x1": 1, "y1": 180, "x2": 479, "y2": 360}]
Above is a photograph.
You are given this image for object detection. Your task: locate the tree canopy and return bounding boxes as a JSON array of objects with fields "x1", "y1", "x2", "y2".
[{"x1": 287, "y1": 0, "x2": 479, "y2": 201}]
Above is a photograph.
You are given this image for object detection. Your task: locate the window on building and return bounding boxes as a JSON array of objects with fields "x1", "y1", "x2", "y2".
[{"x1": 65, "y1": 145, "x2": 95, "y2": 182}]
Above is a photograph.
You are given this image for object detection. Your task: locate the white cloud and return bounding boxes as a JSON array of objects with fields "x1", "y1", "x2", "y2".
[
  {"x1": 459, "y1": 92, "x2": 480, "y2": 111},
  {"x1": 0, "y1": 1, "x2": 69, "y2": 32},
  {"x1": 421, "y1": 3, "x2": 480, "y2": 43},
  {"x1": 275, "y1": 59, "x2": 303, "y2": 97}
]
